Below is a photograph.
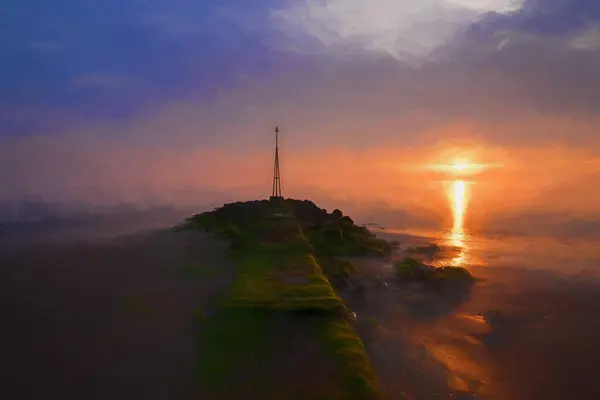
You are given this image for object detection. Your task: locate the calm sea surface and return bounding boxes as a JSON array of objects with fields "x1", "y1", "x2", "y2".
[{"x1": 353, "y1": 227, "x2": 600, "y2": 399}]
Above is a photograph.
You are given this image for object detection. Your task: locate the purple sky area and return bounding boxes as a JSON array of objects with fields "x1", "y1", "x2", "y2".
[{"x1": 2, "y1": 0, "x2": 598, "y2": 138}]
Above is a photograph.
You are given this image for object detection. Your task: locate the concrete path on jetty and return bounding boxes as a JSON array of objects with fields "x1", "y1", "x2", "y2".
[{"x1": 192, "y1": 200, "x2": 382, "y2": 399}]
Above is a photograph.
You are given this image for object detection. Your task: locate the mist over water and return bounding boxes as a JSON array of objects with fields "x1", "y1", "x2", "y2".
[
  {"x1": 373, "y1": 164, "x2": 600, "y2": 279},
  {"x1": 0, "y1": 204, "x2": 194, "y2": 250}
]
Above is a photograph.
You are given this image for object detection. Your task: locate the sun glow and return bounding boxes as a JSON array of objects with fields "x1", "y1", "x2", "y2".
[
  {"x1": 452, "y1": 161, "x2": 470, "y2": 172},
  {"x1": 428, "y1": 159, "x2": 488, "y2": 176}
]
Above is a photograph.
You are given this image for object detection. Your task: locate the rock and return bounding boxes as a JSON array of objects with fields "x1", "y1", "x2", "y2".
[
  {"x1": 342, "y1": 215, "x2": 354, "y2": 225},
  {"x1": 332, "y1": 209, "x2": 343, "y2": 219}
]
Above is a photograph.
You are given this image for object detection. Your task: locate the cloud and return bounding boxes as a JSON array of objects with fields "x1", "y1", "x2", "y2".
[
  {"x1": 268, "y1": 0, "x2": 600, "y2": 117},
  {"x1": 114, "y1": 55, "x2": 600, "y2": 151},
  {"x1": 5, "y1": 0, "x2": 598, "y2": 141},
  {"x1": 447, "y1": 0, "x2": 523, "y2": 12},
  {"x1": 272, "y1": 0, "x2": 524, "y2": 61},
  {"x1": 568, "y1": 25, "x2": 600, "y2": 50},
  {"x1": 479, "y1": 23, "x2": 600, "y2": 52},
  {"x1": 432, "y1": 1, "x2": 600, "y2": 116}
]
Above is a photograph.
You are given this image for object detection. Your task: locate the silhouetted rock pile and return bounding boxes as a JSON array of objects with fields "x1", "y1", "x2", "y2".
[{"x1": 182, "y1": 198, "x2": 391, "y2": 256}]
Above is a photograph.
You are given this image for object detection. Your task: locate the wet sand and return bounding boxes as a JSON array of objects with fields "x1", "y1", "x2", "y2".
[
  {"x1": 0, "y1": 229, "x2": 235, "y2": 400},
  {"x1": 344, "y1": 236, "x2": 600, "y2": 400}
]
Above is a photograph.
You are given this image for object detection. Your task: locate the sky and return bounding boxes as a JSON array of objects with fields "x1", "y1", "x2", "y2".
[{"x1": 2, "y1": 0, "x2": 600, "y2": 235}]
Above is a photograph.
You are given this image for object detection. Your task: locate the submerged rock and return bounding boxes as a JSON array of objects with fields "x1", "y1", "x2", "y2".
[
  {"x1": 393, "y1": 257, "x2": 475, "y2": 283},
  {"x1": 406, "y1": 243, "x2": 441, "y2": 257}
]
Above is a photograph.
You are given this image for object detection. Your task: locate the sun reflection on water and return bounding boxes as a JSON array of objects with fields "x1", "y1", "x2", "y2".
[
  {"x1": 448, "y1": 230, "x2": 469, "y2": 267},
  {"x1": 446, "y1": 179, "x2": 469, "y2": 267}
]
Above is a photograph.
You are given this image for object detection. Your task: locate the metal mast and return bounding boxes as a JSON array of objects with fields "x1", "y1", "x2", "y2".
[{"x1": 271, "y1": 126, "x2": 282, "y2": 199}]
